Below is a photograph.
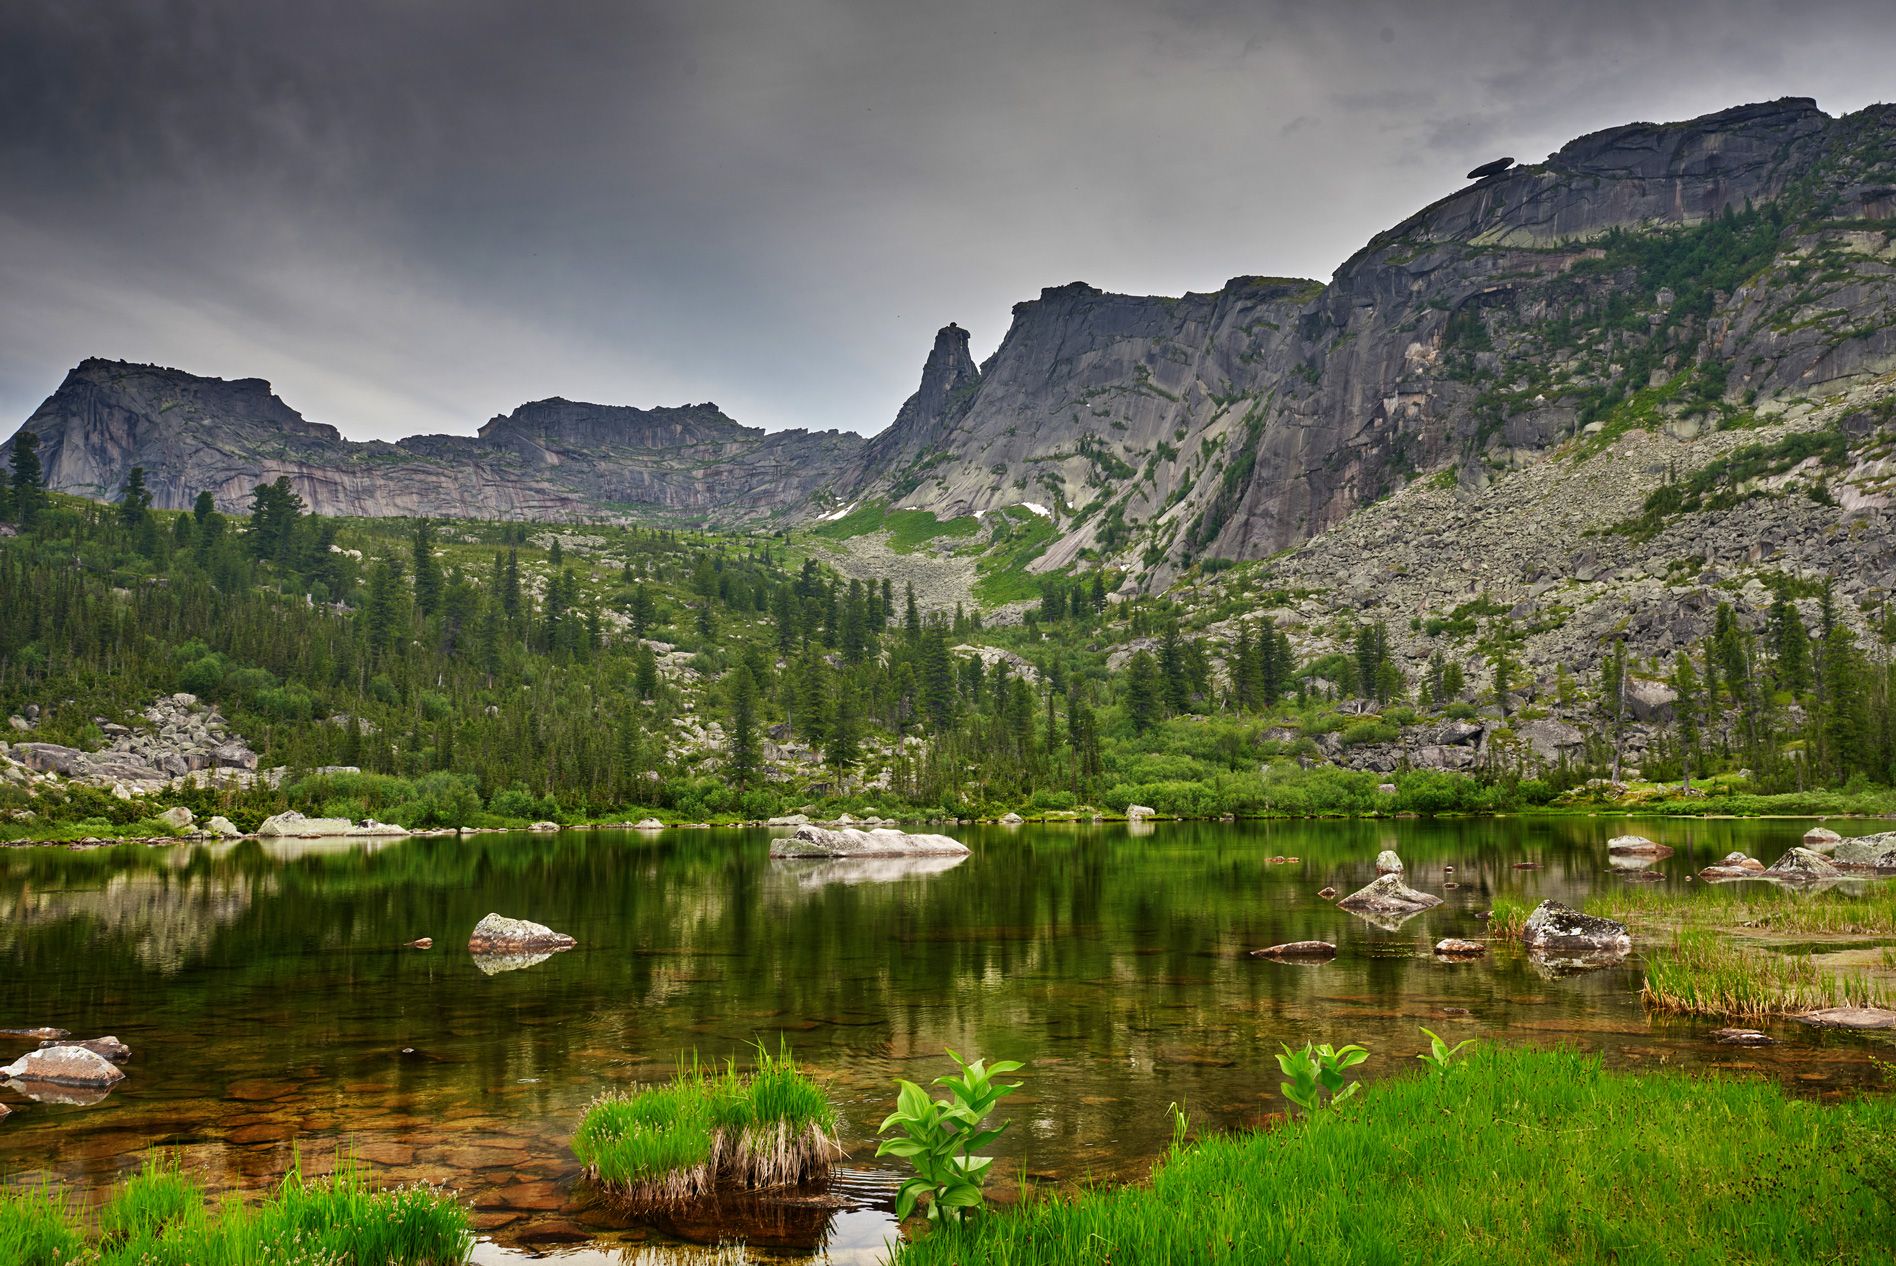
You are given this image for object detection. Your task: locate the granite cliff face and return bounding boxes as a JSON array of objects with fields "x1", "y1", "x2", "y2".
[
  {"x1": 7, "y1": 99, "x2": 1894, "y2": 564},
  {"x1": 10, "y1": 362, "x2": 864, "y2": 522}
]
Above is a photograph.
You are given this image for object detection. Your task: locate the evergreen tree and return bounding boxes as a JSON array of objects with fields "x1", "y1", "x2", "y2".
[
  {"x1": 9, "y1": 430, "x2": 45, "y2": 527},
  {"x1": 728, "y1": 665, "x2": 759, "y2": 788},
  {"x1": 1127, "y1": 649, "x2": 1161, "y2": 734},
  {"x1": 827, "y1": 684, "x2": 859, "y2": 775},
  {"x1": 411, "y1": 520, "x2": 442, "y2": 619},
  {"x1": 1670, "y1": 651, "x2": 1703, "y2": 793},
  {"x1": 117, "y1": 466, "x2": 153, "y2": 530},
  {"x1": 633, "y1": 643, "x2": 660, "y2": 701}
]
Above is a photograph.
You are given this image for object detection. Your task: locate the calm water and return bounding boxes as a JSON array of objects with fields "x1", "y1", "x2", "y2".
[{"x1": 1, "y1": 819, "x2": 1891, "y2": 1262}]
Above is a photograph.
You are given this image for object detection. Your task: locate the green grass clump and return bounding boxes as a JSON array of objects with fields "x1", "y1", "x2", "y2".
[
  {"x1": 1589, "y1": 884, "x2": 1896, "y2": 938},
  {"x1": 573, "y1": 1042, "x2": 842, "y2": 1205},
  {"x1": 1488, "y1": 895, "x2": 1532, "y2": 938},
  {"x1": 0, "y1": 1153, "x2": 468, "y2": 1266},
  {"x1": 891, "y1": 1046, "x2": 1896, "y2": 1264},
  {"x1": 1640, "y1": 929, "x2": 1895, "y2": 1018}
]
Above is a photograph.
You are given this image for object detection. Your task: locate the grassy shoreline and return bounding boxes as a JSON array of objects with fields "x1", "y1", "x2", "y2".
[{"x1": 889, "y1": 1047, "x2": 1896, "y2": 1265}]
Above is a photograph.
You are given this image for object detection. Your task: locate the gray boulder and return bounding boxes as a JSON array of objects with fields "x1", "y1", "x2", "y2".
[
  {"x1": 1520, "y1": 901, "x2": 1631, "y2": 954},
  {"x1": 770, "y1": 825, "x2": 968, "y2": 859},
  {"x1": 1762, "y1": 847, "x2": 1842, "y2": 885},
  {"x1": 467, "y1": 913, "x2": 577, "y2": 953},
  {"x1": 1434, "y1": 938, "x2": 1487, "y2": 957},
  {"x1": 1625, "y1": 680, "x2": 1677, "y2": 723},
  {"x1": 1798, "y1": 1007, "x2": 1896, "y2": 1030},
  {"x1": 155, "y1": 806, "x2": 194, "y2": 831},
  {"x1": 1374, "y1": 849, "x2": 1404, "y2": 875},
  {"x1": 1607, "y1": 834, "x2": 1672, "y2": 857},
  {"x1": 257, "y1": 811, "x2": 407, "y2": 838},
  {"x1": 1336, "y1": 873, "x2": 1442, "y2": 918},
  {"x1": 999, "y1": 812, "x2": 1025, "y2": 825},
  {"x1": 632, "y1": 818, "x2": 665, "y2": 830},
  {"x1": 1829, "y1": 832, "x2": 1896, "y2": 872},
  {"x1": 1, "y1": 1044, "x2": 126, "y2": 1088},
  {"x1": 1126, "y1": 804, "x2": 1155, "y2": 821},
  {"x1": 1801, "y1": 826, "x2": 1843, "y2": 851},
  {"x1": 205, "y1": 815, "x2": 243, "y2": 838}
]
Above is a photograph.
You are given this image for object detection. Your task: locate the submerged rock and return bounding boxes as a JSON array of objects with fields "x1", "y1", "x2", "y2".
[
  {"x1": 1433, "y1": 938, "x2": 1487, "y2": 957},
  {"x1": 1374, "y1": 850, "x2": 1404, "y2": 875},
  {"x1": 1, "y1": 1045, "x2": 126, "y2": 1088},
  {"x1": 0, "y1": 1027, "x2": 69, "y2": 1041},
  {"x1": 1336, "y1": 873, "x2": 1443, "y2": 920},
  {"x1": 1798, "y1": 1006, "x2": 1896, "y2": 1030},
  {"x1": 1317, "y1": 886, "x2": 1337, "y2": 899},
  {"x1": 38, "y1": 1036, "x2": 130, "y2": 1062},
  {"x1": 1712, "y1": 1028, "x2": 1775, "y2": 1046},
  {"x1": 1520, "y1": 901, "x2": 1631, "y2": 955},
  {"x1": 1249, "y1": 941, "x2": 1337, "y2": 960},
  {"x1": 769, "y1": 824, "x2": 968, "y2": 859},
  {"x1": 467, "y1": 913, "x2": 577, "y2": 953},
  {"x1": 1762, "y1": 847, "x2": 1842, "y2": 886}
]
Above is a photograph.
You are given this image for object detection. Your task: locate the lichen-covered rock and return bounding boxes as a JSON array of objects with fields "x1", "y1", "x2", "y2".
[
  {"x1": 467, "y1": 913, "x2": 577, "y2": 953},
  {"x1": 1829, "y1": 832, "x2": 1896, "y2": 872},
  {"x1": 1249, "y1": 941, "x2": 1336, "y2": 960},
  {"x1": 765, "y1": 814, "x2": 810, "y2": 827},
  {"x1": 528, "y1": 820, "x2": 560, "y2": 832},
  {"x1": 1520, "y1": 901, "x2": 1632, "y2": 954},
  {"x1": 1762, "y1": 847, "x2": 1842, "y2": 885},
  {"x1": 1, "y1": 1044, "x2": 126, "y2": 1088},
  {"x1": 1374, "y1": 850, "x2": 1404, "y2": 874},
  {"x1": 1335, "y1": 873, "x2": 1442, "y2": 917},
  {"x1": 770, "y1": 825, "x2": 968, "y2": 859}
]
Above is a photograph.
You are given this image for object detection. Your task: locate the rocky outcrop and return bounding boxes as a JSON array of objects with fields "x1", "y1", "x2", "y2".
[
  {"x1": 1, "y1": 1044, "x2": 126, "y2": 1088},
  {"x1": 257, "y1": 811, "x2": 407, "y2": 839},
  {"x1": 1, "y1": 693, "x2": 261, "y2": 797},
  {"x1": 768, "y1": 824, "x2": 968, "y2": 859},
  {"x1": 1520, "y1": 901, "x2": 1632, "y2": 955},
  {"x1": 467, "y1": 913, "x2": 577, "y2": 953}
]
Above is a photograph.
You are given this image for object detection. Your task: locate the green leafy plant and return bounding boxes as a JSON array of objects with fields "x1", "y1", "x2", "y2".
[
  {"x1": 1276, "y1": 1041, "x2": 1368, "y2": 1114},
  {"x1": 875, "y1": 1051, "x2": 1024, "y2": 1224},
  {"x1": 1416, "y1": 1027, "x2": 1475, "y2": 1076}
]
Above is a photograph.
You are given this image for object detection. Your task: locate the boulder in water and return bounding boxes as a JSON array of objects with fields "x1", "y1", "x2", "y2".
[
  {"x1": 1249, "y1": 941, "x2": 1336, "y2": 960},
  {"x1": 206, "y1": 815, "x2": 243, "y2": 838},
  {"x1": 632, "y1": 818, "x2": 665, "y2": 830},
  {"x1": 1607, "y1": 835, "x2": 1671, "y2": 858},
  {"x1": 1829, "y1": 831, "x2": 1896, "y2": 872},
  {"x1": 1434, "y1": 938, "x2": 1487, "y2": 957},
  {"x1": 1374, "y1": 850, "x2": 1404, "y2": 875},
  {"x1": 38, "y1": 1036, "x2": 130, "y2": 1062},
  {"x1": 1, "y1": 1045, "x2": 126, "y2": 1088},
  {"x1": 1336, "y1": 873, "x2": 1443, "y2": 918},
  {"x1": 1798, "y1": 1006, "x2": 1896, "y2": 1030},
  {"x1": 769, "y1": 825, "x2": 968, "y2": 859},
  {"x1": 467, "y1": 913, "x2": 577, "y2": 953},
  {"x1": 1802, "y1": 826, "x2": 1842, "y2": 851},
  {"x1": 1520, "y1": 901, "x2": 1631, "y2": 954},
  {"x1": 1700, "y1": 852, "x2": 1767, "y2": 882},
  {"x1": 258, "y1": 811, "x2": 407, "y2": 838},
  {"x1": 1126, "y1": 804, "x2": 1155, "y2": 821},
  {"x1": 999, "y1": 812, "x2": 1024, "y2": 825},
  {"x1": 1762, "y1": 847, "x2": 1841, "y2": 886}
]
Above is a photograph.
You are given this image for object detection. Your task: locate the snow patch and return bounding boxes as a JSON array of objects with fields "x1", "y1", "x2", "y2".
[
  {"x1": 1021, "y1": 502, "x2": 1052, "y2": 518},
  {"x1": 819, "y1": 501, "x2": 858, "y2": 522}
]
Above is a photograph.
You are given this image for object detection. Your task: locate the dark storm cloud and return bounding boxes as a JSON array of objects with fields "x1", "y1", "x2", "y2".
[{"x1": 2, "y1": 0, "x2": 1892, "y2": 440}]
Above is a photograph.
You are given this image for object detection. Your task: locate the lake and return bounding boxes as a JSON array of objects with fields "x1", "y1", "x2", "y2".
[{"x1": 0, "y1": 818, "x2": 1889, "y2": 1263}]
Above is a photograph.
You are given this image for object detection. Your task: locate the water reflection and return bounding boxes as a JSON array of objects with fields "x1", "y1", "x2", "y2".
[{"x1": 0, "y1": 817, "x2": 1889, "y2": 1262}]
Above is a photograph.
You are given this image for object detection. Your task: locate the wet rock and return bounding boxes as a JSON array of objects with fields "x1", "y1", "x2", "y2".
[
  {"x1": 1801, "y1": 826, "x2": 1842, "y2": 851},
  {"x1": 1317, "y1": 886, "x2": 1337, "y2": 899},
  {"x1": 1762, "y1": 846, "x2": 1841, "y2": 886},
  {"x1": 1374, "y1": 849, "x2": 1404, "y2": 875},
  {"x1": 408, "y1": 937, "x2": 434, "y2": 950},
  {"x1": 999, "y1": 812, "x2": 1024, "y2": 825},
  {"x1": 0, "y1": 1101, "x2": 8, "y2": 1121},
  {"x1": 39, "y1": 1036, "x2": 130, "y2": 1062},
  {"x1": 1699, "y1": 852, "x2": 1767, "y2": 882},
  {"x1": 769, "y1": 824, "x2": 968, "y2": 859},
  {"x1": 1434, "y1": 939, "x2": 1487, "y2": 957},
  {"x1": 1, "y1": 1045, "x2": 126, "y2": 1088},
  {"x1": 1520, "y1": 900, "x2": 1631, "y2": 954},
  {"x1": 467, "y1": 913, "x2": 577, "y2": 953},
  {"x1": 1798, "y1": 1006, "x2": 1896, "y2": 1030},
  {"x1": 1607, "y1": 834, "x2": 1672, "y2": 858},
  {"x1": 155, "y1": 806, "x2": 194, "y2": 831},
  {"x1": 1126, "y1": 804, "x2": 1155, "y2": 821},
  {"x1": 1712, "y1": 1028, "x2": 1775, "y2": 1046},
  {"x1": 1249, "y1": 941, "x2": 1336, "y2": 960},
  {"x1": 1336, "y1": 872, "x2": 1443, "y2": 918}
]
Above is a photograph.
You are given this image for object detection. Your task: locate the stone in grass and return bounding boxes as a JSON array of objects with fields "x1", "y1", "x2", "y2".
[
  {"x1": 1520, "y1": 901, "x2": 1631, "y2": 955},
  {"x1": 1335, "y1": 873, "x2": 1443, "y2": 919},
  {"x1": 1798, "y1": 1007, "x2": 1896, "y2": 1030},
  {"x1": 1249, "y1": 941, "x2": 1336, "y2": 960},
  {"x1": 1, "y1": 1044, "x2": 126, "y2": 1088},
  {"x1": 1434, "y1": 939, "x2": 1487, "y2": 957},
  {"x1": 467, "y1": 913, "x2": 577, "y2": 954}
]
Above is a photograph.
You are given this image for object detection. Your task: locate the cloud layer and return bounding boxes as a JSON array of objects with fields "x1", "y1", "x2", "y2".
[{"x1": 2, "y1": 0, "x2": 1890, "y2": 440}]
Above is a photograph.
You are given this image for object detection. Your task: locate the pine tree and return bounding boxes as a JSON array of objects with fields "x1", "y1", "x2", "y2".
[
  {"x1": 117, "y1": 466, "x2": 153, "y2": 530},
  {"x1": 9, "y1": 430, "x2": 45, "y2": 528},
  {"x1": 827, "y1": 683, "x2": 859, "y2": 775},
  {"x1": 728, "y1": 665, "x2": 759, "y2": 788},
  {"x1": 1127, "y1": 649, "x2": 1161, "y2": 734},
  {"x1": 634, "y1": 643, "x2": 660, "y2": 701},
  {"x1": 411, "y1": 520, "x2": 442, "y2": 619}
]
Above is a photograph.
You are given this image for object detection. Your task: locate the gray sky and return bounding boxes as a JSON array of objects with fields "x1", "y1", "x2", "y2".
[{"x1": 3, "y1": 0, "x2": 1892, "y2": 440}]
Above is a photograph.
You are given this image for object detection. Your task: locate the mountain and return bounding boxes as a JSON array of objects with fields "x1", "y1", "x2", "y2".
[{"x1": 7, "y1": 98, "x2": 1895, "y2": 582}]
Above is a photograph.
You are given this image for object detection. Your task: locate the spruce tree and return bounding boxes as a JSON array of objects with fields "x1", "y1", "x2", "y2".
[
  {"x1": 728, "y1": 665, "x2": 759, "y2": 788},
  {"x1": 411, "y1": 520, "x2": 442, "y2": 619},
  {"x1": 9, "y1": 430, "x2": 45, "y2": 527}
]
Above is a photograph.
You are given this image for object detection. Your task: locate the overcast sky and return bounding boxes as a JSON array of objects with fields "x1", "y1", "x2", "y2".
[{"x1": 2, "y1": 0, "x2": 1891, "y2": 441}]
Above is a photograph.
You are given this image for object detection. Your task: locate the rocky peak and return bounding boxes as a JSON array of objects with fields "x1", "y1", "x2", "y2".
[
  {"x1": 477, "y1": 399, "x2": 748, "y2": 452},
  {"x1": 913, "y1": 324, "x2": 980, "y2": 421}
]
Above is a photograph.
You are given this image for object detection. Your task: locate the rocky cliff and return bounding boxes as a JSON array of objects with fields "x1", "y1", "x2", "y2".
[{"x1": 6, "y1": 98, "x2": 1894, "y2": 564}]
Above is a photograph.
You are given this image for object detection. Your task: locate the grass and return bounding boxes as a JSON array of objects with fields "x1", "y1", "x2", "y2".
[
  {"x1": 890, "y1": 1046, "x2": 1896, "y2": 1264},
  {"x1": 1589, "y1": 885, "x2": 1896, "y2": 939},
  {"x1": 972, "y1": 511, "x2": 1060, "y2": 605},
  {"x1": 1488, "y1": 895, "x2": 1532, "y2": 938},
  {"x1": 572, "y1": 1042, "x2": 842, "y2": 1205},
  {"x1": 1639, "y1": 929, "x2": 1896, "y2": 1018},
  {"x1": 0, "y1": 1152, "x2": 468, "y2": 1266}
]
